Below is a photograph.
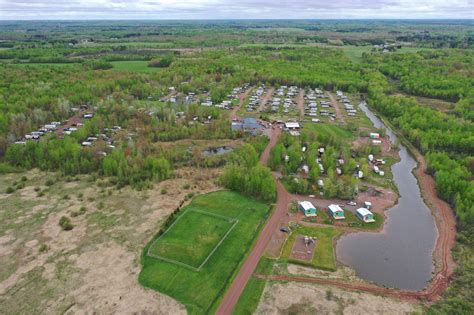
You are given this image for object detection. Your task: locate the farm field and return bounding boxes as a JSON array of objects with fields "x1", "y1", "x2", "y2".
[{"x1": 139, "y1": 190, "x2": 270, "y2": 314}]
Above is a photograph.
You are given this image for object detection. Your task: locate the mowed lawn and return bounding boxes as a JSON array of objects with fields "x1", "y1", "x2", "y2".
[
  {"x1": 139, "y1": 190, "x2": 270, "y2": 314},
  {"x1": 303, "y1": 122, "x2": 355, "y2": 141},
  {"x1": 148, "y1": 210, "x2": 235, "y2": 269},
  {"x1": 281, "y1": 225, "x2": 341, "y2": 271}
]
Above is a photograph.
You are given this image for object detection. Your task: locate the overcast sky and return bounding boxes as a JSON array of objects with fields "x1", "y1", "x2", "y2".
[{"x1": 0, "y1": 0, "x2": 472, "y2": 20}]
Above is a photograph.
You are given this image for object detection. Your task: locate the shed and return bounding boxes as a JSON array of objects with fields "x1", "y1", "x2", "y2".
[
  {"x1": 370, "y1": 132, "x2": 380, "y2": 139},
  {"x1": 299, "y1": 201, "x2": 317, "y2": 217},
  {"x1": 328, "y1": 204, "x2": 345, "y2": 220},
  {"x1": 364, "y1": 201, "x2": 372, "y2": 209},
  {"x1": 356, "y1": 208, "x2": 375, "y2": 223}
]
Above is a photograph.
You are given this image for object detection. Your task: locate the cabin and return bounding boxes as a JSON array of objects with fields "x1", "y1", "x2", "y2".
[
  {"x1": 328, "y1": 204, "x2": 345, "y2": 220},
  {"x1": 356, "y1": 208, "x2": 375, "y2": 223},
  {"x1": 299, "y1": 201, "x2": 317, "y2": 217}
]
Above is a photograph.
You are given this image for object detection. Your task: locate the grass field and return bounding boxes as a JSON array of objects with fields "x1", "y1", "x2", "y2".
[
  {"x1": 303, "y1": 122, "x2": 355, "y2": 141},
  {"x1": 111, "y1": 60, "x2": 158, "y2": 73},
  {"x1": 139, "y1": 190, "x2": 270, "y2": 314},
  {"x1": 281, "y1": 226, "x2": 341, "y2": 271},
  {"x1": 148, "y1": 210, "x2": 236, "y2": 269}
]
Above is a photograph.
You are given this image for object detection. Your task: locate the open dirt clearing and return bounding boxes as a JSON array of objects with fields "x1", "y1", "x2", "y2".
[
  {"x1": 0, "y1": 167, "x2": 220, "y2": 314},
  {"x1": 256, "y1": 281, "x2": 421, "y2": 315}
]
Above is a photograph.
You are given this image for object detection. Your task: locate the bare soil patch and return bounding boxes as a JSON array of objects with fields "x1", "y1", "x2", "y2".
[
  {"x1": 0, "y1": 167, "x2": 220, "y2": 314},
  {"x1": 256, "y1": 281, "x2": 421, "y2": 315},
  {"x1": 290, "y1": 235, "x2": 316, "y2": 262}
]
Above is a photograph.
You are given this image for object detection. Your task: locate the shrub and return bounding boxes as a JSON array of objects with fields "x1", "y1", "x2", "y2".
[
  {"x1": 45, "y1": 179, "x2": 54, "y2": 186},
  {"x1": 21, "y1": 176, "x2": 27, "y2": 182},
  {"x1": 182, "y1": 183, "x2": 191, "y2": 190},
  {"x1": 59, "y1": 216, "x2": 74, "y2": 231},
  {"x1": 5, "y1": 186, "x2": 15, "y2": 194},
  {"x1": 161, "y1": 188, "x2": 168, "y2": 194},
  {"x1": 39, "y1": 244, "x2": 49, "y2": 253},
  {"x1": 148, "y1": 55, "x2": 173, "y2": 68}
]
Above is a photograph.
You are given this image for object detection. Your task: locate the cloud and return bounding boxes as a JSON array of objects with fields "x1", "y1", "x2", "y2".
[{"x1": 0, "y1": 0, "x2": 472, "y2": 19}]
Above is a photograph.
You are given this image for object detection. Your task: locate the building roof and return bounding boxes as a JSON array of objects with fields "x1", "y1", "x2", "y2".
[
  {"x1": 299, "y1": 201, "x2": 316, "y2": 211},
  {"x1": 285, "y1": 122, "x2": 300, "y2": 129},
  {"x1": 356, "y1": 208, "x2": 373, "y2": 216},
  {"x1": 328, "y1": 204, "x2": 343, "y2": 214},
  {"x1": 242, "y1": 117, "x2": 260, "y2": 130}
]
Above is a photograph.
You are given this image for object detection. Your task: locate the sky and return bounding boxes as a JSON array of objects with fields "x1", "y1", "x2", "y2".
[{"x1": 0, "y1": 0, "x2": 473, "y2": 20}]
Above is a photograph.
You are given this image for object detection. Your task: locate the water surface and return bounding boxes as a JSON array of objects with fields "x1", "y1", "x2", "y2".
[{"x1": 335, "y1": 102, "x2": 438, "y2": 290}]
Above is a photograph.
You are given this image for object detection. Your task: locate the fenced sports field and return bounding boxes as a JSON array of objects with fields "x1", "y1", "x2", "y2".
[{"x1": 147, "y1": 209, "x2": 238, "y2": 271}]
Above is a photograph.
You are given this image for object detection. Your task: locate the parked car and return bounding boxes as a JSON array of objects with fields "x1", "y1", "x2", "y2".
[
  {"x1": 347, "y1": 201, "x2": 357, "y2": 206},
  {"x1": 280, "y1": 227, "x2": 290, "y2": 233}
]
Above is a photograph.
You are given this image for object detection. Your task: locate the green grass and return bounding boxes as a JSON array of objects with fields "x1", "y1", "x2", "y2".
[
  {"x1": 281, "y1": 226, "x2": 341, "y2": 271},
  {"x1": 233, "y1": 257, "x2": 275, "y2": 315},
  {"x1": 111, "y1": 60, "x2": 158, "y2": 73},
  {"x1": 302, "y1": 123, "x2": 354, "y2": 141},
  {"x1": 139, "y1": 190, "x2": 270, "y2": 314},
  {"x1": 340, "y1": 46, "x2": 371, "y2": 64},
  {"x1": 148, "y1": 210, "x2": 235, "y2": 269}
]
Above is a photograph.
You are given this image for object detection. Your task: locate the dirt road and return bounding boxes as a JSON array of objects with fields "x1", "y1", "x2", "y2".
[
  {"x1": 217, "y1": 94, "x2": 456, "y2": 313},
  {"x1": 229, "y1": 88, "x2": 253, "y2": 122},
  {"x1": 295, "y1": 89, "x2": 305, "y2": 119},
  {"x1": 327, "y1": 92, "x2": 345, "y2": 123},
  {"x1": 216, "y1": 127, "x2": 287, "y2": 315},
  {"x1": 257, "y1": 88, "x2": 274, "y2": 113}
]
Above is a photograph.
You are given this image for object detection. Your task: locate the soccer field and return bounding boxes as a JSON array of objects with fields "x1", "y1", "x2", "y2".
[
  {"x1": 139, "y1": 190, "x2": 270, "y2": 314},
  {"x1": 147, "y1": 210, "x2": 237, "y2": 270}
]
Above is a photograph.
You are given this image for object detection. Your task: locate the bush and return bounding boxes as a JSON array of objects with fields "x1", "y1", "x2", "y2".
[
  {"x1": 59, "y1": 216, "x2": 74, "y2": 231},
  {"x1": 182, "y1": 183, "x2": 191, "y2": 190},
  {"x1": 45, "y1": 179, "x2": 54, "y2": 186},
  {"x1": 39, "y1": 244, "x2": 49, "y2": 253},
  {"x1": 148, "y1": 55, "x2": 173, "y2": 68},
  {"x1": 161, "y1": 188, "x2": 168, "y2": 194},
  {"x1": 86, "y1": 60, "x2": 113, "y2": 70},
  {"x1": 5, "y1": 186, "x2": 15, "y2": 194},
  {"x1": 21, "y1": 176, "x2": 27, "y2": 182}
]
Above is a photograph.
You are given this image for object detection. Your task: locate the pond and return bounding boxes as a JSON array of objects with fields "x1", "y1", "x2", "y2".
[
  {"x1": 202, "y1": 146, "x2": 234, "y2": 157},
  {"x1": 335, "y1": 101, "x2": 438, "y2": 290}
]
